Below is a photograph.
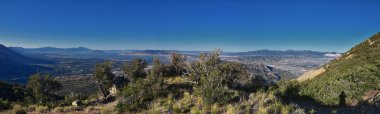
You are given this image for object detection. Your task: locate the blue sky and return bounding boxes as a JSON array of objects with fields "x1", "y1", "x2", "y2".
[{"x1": 1, "y1": 0, "x2": 380, "y2": 52}]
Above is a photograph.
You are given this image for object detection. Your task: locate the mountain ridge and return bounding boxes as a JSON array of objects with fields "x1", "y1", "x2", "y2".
[
  {"x1": 0, "y1": 44, "x2": 50, "y2": 83},
  {"x1": 298, "y1": 32, "x2": 380, "y2": 106},
  {"x1": 9, "y1": 46, "x2": 338, "y2": 56}
]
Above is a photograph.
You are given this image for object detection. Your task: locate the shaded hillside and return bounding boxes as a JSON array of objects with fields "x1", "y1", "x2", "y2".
[
  {"x1": 0, "y1": 44, "x2": 50, "y2": 83},
  {"x1": 0, "y1": 81, "x2": 32, "y2": 103},
  {"x1": 299, "y1": 32, "x2": 380, "y2": 106}
]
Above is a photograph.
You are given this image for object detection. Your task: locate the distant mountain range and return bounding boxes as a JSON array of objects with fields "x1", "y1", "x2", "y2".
[
  {"x1": 9, "y1": 46, "x2": 339, "y2": 57},
  {"x1": 10, "y1": 46, "x2": 97, "y2": 54},
  {"x1": 0, "y1": 44, "x2": 50, "y2": 83}
]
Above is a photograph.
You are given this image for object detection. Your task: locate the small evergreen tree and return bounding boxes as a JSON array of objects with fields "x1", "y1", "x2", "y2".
[
  {"x1": 93, "y1": 61, "x2": 115, "y2": 100},
  {"x1": 169, "y1": 52, "x2": 186, "y2": 76},
  {"x1": 182, "y1": 49, "x2": 234, "y2": 107},
  {"x1": 150, "y1": 58, "x2": 165, "y2": 77}
]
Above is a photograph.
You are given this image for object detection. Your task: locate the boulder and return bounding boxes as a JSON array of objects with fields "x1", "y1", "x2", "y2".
[
  {"x1": 362, "y1": 90, "x2": 380, "y2": 103},
  {"x1": 109, "y1": 85, "x2": 118, "y2": 95}
]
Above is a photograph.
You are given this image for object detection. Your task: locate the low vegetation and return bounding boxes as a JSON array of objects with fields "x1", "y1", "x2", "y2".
[{"x1": 114, "y1": 50, "x2": 304, "y2": 113}]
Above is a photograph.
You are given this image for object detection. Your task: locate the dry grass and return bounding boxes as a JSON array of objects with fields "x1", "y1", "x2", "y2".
[
  {"x1": 52, "y1": 107, "x2": 64, "y2": 113},
  {"x1": 297, "y1": 67, "x2": 325, "y2": 82},
  {"x1": 100, "y1": 107, "x2": 113, "y2": 114},
  {"x1": 35, "y1": 105, "x2": 49, "y2": 113},
  {"x1": 12, "y1": 105, "x2": 26, "y2": 114}
]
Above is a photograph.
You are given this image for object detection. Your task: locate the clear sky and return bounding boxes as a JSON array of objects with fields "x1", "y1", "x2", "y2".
[{"x1": 1, "y1": 0, "x2": 380, "y2": 52}]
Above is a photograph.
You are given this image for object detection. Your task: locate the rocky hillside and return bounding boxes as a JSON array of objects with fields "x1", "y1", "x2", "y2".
[
  {"x1": 298, "y1": 32, "x2": 380, "y2": 106},
  {"x1": 245, "y1": 63, "x2": 293, "y2": 84}
]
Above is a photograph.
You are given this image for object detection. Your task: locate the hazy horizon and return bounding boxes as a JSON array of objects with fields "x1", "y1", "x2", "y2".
[{"x1": 2, "y1": 43, "x2": 344, "y2": 53}]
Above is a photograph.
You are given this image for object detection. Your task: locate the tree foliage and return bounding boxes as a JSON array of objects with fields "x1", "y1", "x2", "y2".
[
  {"x1": 123, "y1": 58, "x2": 147, "y2": 80},
  {"x1": 93, "y1": 61, "x2": 115, "y2": 99},
  {"x1": 182, "y1": 49, "x2": 245, "y2": 106},
  {"x1": 26, "y1": 73, "x2": 62, "y2": 104},
  {"x1": 169, "y1": 52, "x2": 186, "y2": 76},
  {"x1": 149, "y1": 53, "x2": 187, "y2": 77},
  {"x1": 150, "y1": 58, "x2": 165, "y2": 77}
]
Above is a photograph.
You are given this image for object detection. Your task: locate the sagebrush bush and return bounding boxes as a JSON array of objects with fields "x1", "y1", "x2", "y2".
[
  {"x1": 190, "y1": 106, "x2": 202, "y2": 114},
  {"x1": 27, "y1": 74, "x2": 62, "y2": 105},
  {"x1": 174, "y1": 92, "x2": 193, "y2": 112},
  {"x1": 116, "y1": 74, "x2": 167, "y2": 112}
]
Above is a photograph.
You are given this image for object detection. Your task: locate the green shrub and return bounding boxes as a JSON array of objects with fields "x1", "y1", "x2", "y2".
[
  {"x1": 198, "y1": 74, "x2": 234, "y2": 106},
  {"x1": 116, "y1": 74, "x2": 167, "y2": 112},
  {"x1": 27, "y1": 73, "x2": 62, "y2": 105},
  {"x1": 123, "y1": 58, "x2": 147, "y2": 80},
  {"x1": 190, "y1": 106, "x2": 201, "y2": 114},
  {"x1": 182, "y1": 50, "x2": 242, "y2": 107},
  {"x1": 173, "y1": 106, "x2": 182, "y2": 114},
  {"x1": 0, "y1": 99, "x2": 11, "y2": 110}
]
